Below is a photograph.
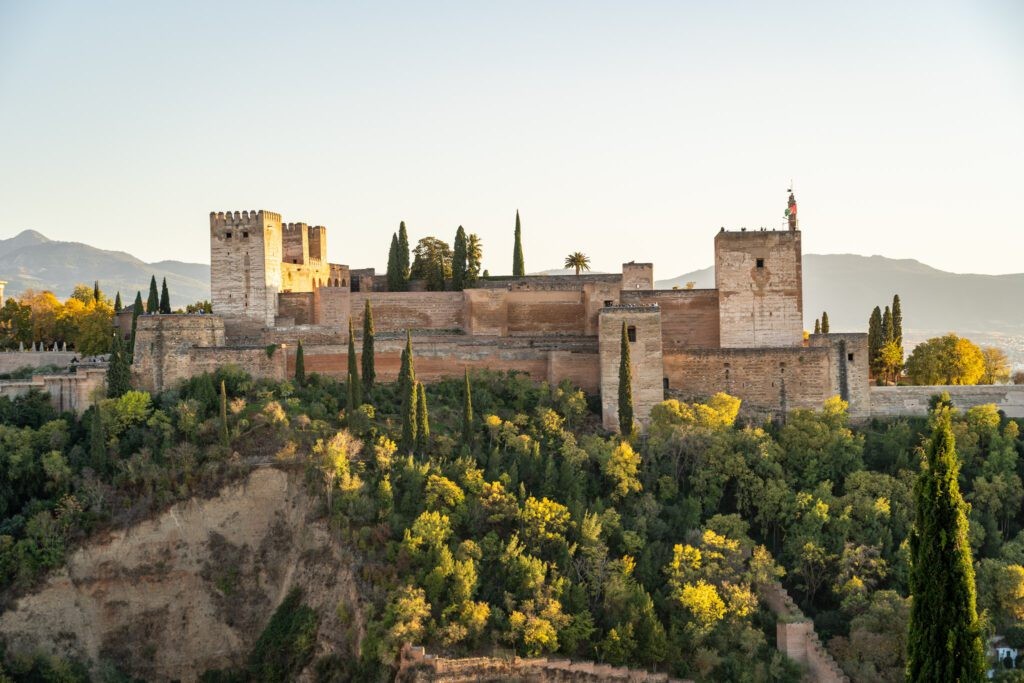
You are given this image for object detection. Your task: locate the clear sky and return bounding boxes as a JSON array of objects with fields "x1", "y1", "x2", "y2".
[{"x1": 1, "y1": 1, "x2": 1021, "y2": 277}]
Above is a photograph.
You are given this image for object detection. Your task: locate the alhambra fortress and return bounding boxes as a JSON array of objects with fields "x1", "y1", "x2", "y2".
[{"x1": 2, "y1": 193, "x2": 1022, "y2": 423}]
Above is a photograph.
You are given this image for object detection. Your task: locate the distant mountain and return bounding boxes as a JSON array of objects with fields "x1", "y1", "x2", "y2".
[
  {"x1": 0, "y1": 230, "x2": 210, "y2": 307},
  {"x1": 657, "y1": 254, "x2": 1024, "y2": 366}
]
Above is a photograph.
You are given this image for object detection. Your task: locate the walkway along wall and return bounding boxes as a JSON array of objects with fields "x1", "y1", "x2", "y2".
[{"x1": 870, "y1": 385, "x2": 1024, "y2": 419}]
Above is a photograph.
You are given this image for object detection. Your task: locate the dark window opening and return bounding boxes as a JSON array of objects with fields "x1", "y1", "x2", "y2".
[
  {"x1": 756, "y1": 258, "x2": 765, "y2": 269},
  {"x1": 225, "y1": 231, "x2": 232, "y2": 239},
  {"x1": 663, "y1": 377, "x2": 669, "y2": 390},
  {"x1": 627, "y1": 325, "x2": 637, "y2": 342},
  {"x1": 292, "y1": 259, "x2": 298, "y2": 264},
  {"x1": 847, "y1": 353, "x2": 855, "y2": 362},
  {"x1": 604, "y1": 300, "x2": 614, "y2": 307},
  {"x1": 351, "y1": 278, "x2": 360, "y2": 292},
  {"x1": 242, "y1": 231, "x2": 249, "y2": 238}
]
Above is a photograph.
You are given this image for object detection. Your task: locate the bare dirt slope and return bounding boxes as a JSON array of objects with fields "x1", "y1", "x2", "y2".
[{"x1": 0, "y1": 467, "x2": 362, "y2": 682}]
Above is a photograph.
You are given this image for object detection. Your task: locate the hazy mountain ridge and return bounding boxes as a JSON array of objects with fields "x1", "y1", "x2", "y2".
[{"x1": 0, "y1": 230, "x2": 210, "y2": 307}]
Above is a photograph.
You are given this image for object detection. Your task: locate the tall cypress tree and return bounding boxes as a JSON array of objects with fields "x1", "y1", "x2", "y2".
[
  {"x1": 347, "y1": 319, "x2": 362, "y2": 407},
  {"x1": 114, "y1": 292, "x2": 122, "y2": 313},
  {"x1": 129, "y1": 291, "x2": 143, "y2": 358},
  {"x1": 400, "y1": 332, "x2": 418, "y2": 453},
  {"x1": 512, "y1": 210, "x2": 525, "y2": 277},
  {"x1": 813, "y1": 319, "x2": 821, "y2": 335},
  {"x1": 295, "y1": 340, "x2": 306, "y2": 386},
  {"x1": 868, "y1": 306, "x2": 883, "y2": 377},
  {"x1": 106, "y1": 331, "x2": 131, "y2": 398},
  {"x1": 907, "y1": 402, "x2": 985, "y2": 681},
  {"x1": 386, "y1": 233, "x2": 401, "y2": 291},
  {"x1": 146, "y1": 275, "x2": 159, "y2": 313},
  {"x1": 160, "y1": 277, "x2": 171, "y2": 314},
  {"x1": 362, "y1": 300, "x2": 375, "y2": 391},
  {"x1": 882, "y1": 305, "x2": 894, "y2": 344},
  {"x1": 93, "y1": 280, "x2": 101, "y2": 303},
  {"x1": 452, "y1": 226, "x2": 468, "y2": 291},
  {"x1": 892, "y1": 294, "x2": 903, "y2": 350},
  {"x1": 89, "y1": 407, "x2": 106, "y2": 473},
  {"x1": 618, "y1": 322, "x2": 634, "y2": 435},
  {"x1": 820, "y1": 311, "x2": 829, "y2": 334},
  {"x1": 398, "y1": 221, "x2": 411, "y2": 289},
  {"x1": 346, "y1": 372, "x2": 358, "y2": 415},
  {"x1": 220, "y1": 380, "x2": 230, "y2": 450},
  {"x1": 416, "y1": 381, "x2": 430, "y2": 454},
  {"x1": 462, "y1": 368, "x2": 473, "y2": 446}
]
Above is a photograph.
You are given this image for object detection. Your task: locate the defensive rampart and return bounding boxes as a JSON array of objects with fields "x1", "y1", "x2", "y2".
[
  {"x1": 870, "y1": 385, "x2": 1024, "y2": 419},
  {"x1": 0, "y1": 368, "x2": 106, "y2": 414},
  {"x1": 0, "y1": 350, "x2": 77, "y2": 374}
]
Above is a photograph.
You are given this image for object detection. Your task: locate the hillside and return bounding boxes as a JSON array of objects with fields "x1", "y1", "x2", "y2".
[{"x1": 0, "y1": 230, "x2": 209, "y2": 307}]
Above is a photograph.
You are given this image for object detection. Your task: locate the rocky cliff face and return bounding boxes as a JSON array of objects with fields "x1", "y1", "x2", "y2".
[{"x1": 0, "y1": 467, "x2": 363, "y2": 682}]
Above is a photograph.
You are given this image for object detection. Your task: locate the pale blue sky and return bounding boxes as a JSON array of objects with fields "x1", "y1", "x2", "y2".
[{"x1": 1, "y1": 1, "x2": 1021, "y2": 277}]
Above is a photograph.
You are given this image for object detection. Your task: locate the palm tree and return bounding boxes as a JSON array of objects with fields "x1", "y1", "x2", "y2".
[{"x1": 564, "y1": 252, "x2": 591, "y2": 277}]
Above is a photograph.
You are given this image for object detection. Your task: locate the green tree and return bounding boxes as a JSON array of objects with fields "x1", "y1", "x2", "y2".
[
  {"x1": 294, "y1": 340, "x2": 306, "y2": 386},
  {"x1": 882, "y1": 305, "x2": 893, "y2": 344},
  {"x1": 564, "y1": 252, "x2": 591, "y2": 277},
  {"x1": 892, "y1": 294, "x2": 903, "y2": 349},
  {"x1": 146, "y1": 275, "x2": 159, "y2": 313},
  {"x1": 879, "y1": 340, "x2": 904, "y2": 385},
  {"x1": 466, "y1": 233, "x2": 483, "y2": 286},
  {"x1": 512, "y1": 210, "x2": 525, "y2": 277},
  {"x1": 604, "y1": 441, "x2": 642, "y2": 499},
  {"x1": 814, "y1": 318, "x2": 821, "y2": 335},
  {"x1": 92, "y1": 280, "x2": 101, "y2": 303},
  {"x1": 416, "y1": 381, "x2": 430, "y2": 454},
  {"x1": 105, "y1": 331, "x2": 131, "y2": 398},
  {"x1": 821, "y1": 311, "x2": 830, "y2": 334},
  {"x1": 462, "y1": 368, "x2": 474, "y2": 446},
  {"x1": 362, "y1": 300, "x2": 375, "y2": 391},
  {"x1": 386, "y1": 232, "x2": 402, "y2": 291},
  {"x1": 89, "y1": 406, "x2": 106, "y2": 472},
  {"x1": 113, "y1": 291, "x2": 122, "y2": 313},
  {"x1": 398, "y1": 221, "x2": 411, "y2": 285},
  {"x1": 400, "y1": 333, "x2": 418, "y2": 453},
  {"x1": 452, "y1": 226, "x2": 468, "y2": 291},
  {"x1": 220, "y1": 379, "x2": 230, "y2": 450},
  {"x1": 906, "y1": 401, "x2": 985, "y2": 681},
  {"x1": 868, "y1": 306, "x2": 883, "y2": 377},
  {"x1": 410, "y1": 236, "x2": 452, "y2": 291},
  {"x1": 159, "y1": 277, "x2": 171, "y2": 314},
  {"x1": 347, "y1": 319, "x2": 362, "y2": 407},
  {"x1": 129, "y1": 291, "x2": 143, "y2": 358},
  {"x1": 905, "y1": 334, "x2": 986, "y2": 386},
  {"x1": 618, "y1": 322, "x2": 634, "y2": 435}
]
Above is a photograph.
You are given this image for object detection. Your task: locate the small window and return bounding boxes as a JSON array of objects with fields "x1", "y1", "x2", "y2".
[
  {"x1": 756, "y1": 258, "x2": 765, "y2": 269},
  {"x1": 292, "y1": 259, "x2": 298, "y2": 264},
  {"x1": 663, "y1": 377, "x2": 669, "y2": 390},
  {"x1": 225, "y1": 231, "x2": 232, "y2": 239},
  {"x1": 604, "y1": 300, "x2": 614, "y2": 307},
  {"x1": 847, "y1": 353, "x2": 855, "y2": 362},
  {"x1": 242, "y1": 231, "x2": 249, "y2": 238},
  {"x1": 627, "y1": 326, "x2": 637, "y2": 343}
]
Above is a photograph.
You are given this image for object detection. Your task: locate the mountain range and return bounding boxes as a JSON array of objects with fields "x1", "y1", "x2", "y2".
[{"x1": 1, "y1": 230, "x2": 1020, "y2": 366}]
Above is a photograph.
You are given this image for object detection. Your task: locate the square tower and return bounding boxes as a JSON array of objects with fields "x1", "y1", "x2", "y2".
[
  {"x1": 714, "y1": 229, "x2": 803, "y2": 348},
  {"x1": 621, "y1": 262, "x2": 654, "y2": 291},
  {"x1": 210, "y1": 210, "x2": 282, "y2": 327},
  {"x1": 599, "y1": 305, "x2": 664, "y2": 432}
]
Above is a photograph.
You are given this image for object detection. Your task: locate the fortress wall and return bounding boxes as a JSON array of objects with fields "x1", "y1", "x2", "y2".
[
  {"x1": 0, "y1": 368, "x2": 106, "y2": 415},
  {"x1": 507, "y1": 290, "x2": 587, "y2": 335},
  {"x1": 464, "y1": 289, "x2": 508, "y2": 336},
  {"x1": 316, "y1": 287, "x2": 351, "y2": 328},
  {"x1": 664, "y1": 346, "x2": 833, "y2": 414},
  {"x1": 547, "y1": 351, "x2": 601, "y2": 394},
  {"x1": 131, "y1": 315, "x2": 228, "y2": 393},
  {"x1": 810, "y1": 333, "x2": 870, "y2": 419},
  {"x1": 599, "y1": 307, "x2": 664, "y2": 432},
  {"x1": 621, "y1": 289, "x2": 720, "y2": 349},
  {"x1": 0, "y1": 351, "x2": 77, "y2": 374},
  {"x1": 281, "y1": 260, "x2": 332, "y2": 294},
  {"x1": 277, "y1": 292, "x2": 315, "y2": 326},
  {"x1": 870, "y1": 385, "x2": 1024, "y2": 419},
  {"x1": 349, "y1": 292, "x2": 464, "y2": 332}
]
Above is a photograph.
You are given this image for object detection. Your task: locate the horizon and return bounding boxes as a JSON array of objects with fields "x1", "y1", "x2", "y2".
[{"x1": 1, "y1": 2, "x2": 1022, "y2": 277}]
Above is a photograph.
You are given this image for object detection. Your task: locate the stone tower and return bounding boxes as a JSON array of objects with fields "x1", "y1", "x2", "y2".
[
  {"x1": 715, "y1": 195, "x2": 803, "y2": 348},
  {"x1": 599, "y1": 305, "x2": 664, "y2": 432},
  {"x1": 621, "y1": 262, "x2": 654, "y2": 291},
  {"x1": 210, "y1": 210, "x2": 283, "y2": 327},
  {"x1": 0, "y1": 280, "x2": 6, "y2": 304}
]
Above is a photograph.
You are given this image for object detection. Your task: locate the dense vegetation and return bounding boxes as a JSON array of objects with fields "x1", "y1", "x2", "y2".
[{"x1": 1, "y1": 361, "x2": 1023, "y2": 681}]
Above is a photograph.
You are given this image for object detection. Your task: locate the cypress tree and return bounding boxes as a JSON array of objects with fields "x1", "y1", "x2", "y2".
[
  {"x1": 220, "y1": 380, "x2": 230, "y2": 450},
  {"x1": 147, "y1": 275, "x2": 159, "y2": 313},
  {"x1": 129, "y1": 291, "x2": 143, "y2": 358},
  {"x1": 346, "y1": 372, "x2": 358, "y2": 415},
  {"x1": 462, "y1": 368, "x2": 474, "y2": 446},
  {"x1": 114, "y1": 292, "x2": 122, "y2": 312},
  {"x1": 512, "y1": 210, "x2": 525, "y2": 277},
  {"x1": 106, "y1": 331, "x2": 131, "y2": 398},
  {"x1": 400, "y1": 333, "x2": 418, "y2": 453},
  {"x1": 892, "y1": 294, "x2": 903, "y2": 349},
  {"x1": 882, "y1": 305, "x2": 893, "y2": 344},
  {"x1": 160, "y1": 277, "x2": 171, "y2": 314},
  {"x1": 813, "y1": 319, "x2": 820, "y2": 335},
  {"x1": 295, "y1": 340, "x2": 306, "y2": 386},
  {"x1": 820, "y1": 311, "x2": 829, "y2": 334},
  {"x1": 416, "y1": 381, "x2": 430, "y2": 454},
  {"x1": 906, "y1": 402, "x2": 985, "y2": 681},
  {"x1": 347, "y1": 319, "x2": 362, "y2": 407},
  {"x1": 452, "y1": 226, "x2": 468, "y2": 291},
  {"x1": 868, "y1": 306, "x2": 883, "y2": 377},
  {"x1": 89, "y1": 407, "x2": 106, "y2": 473},
  {"x1": 362, "y1": 300, "x2": 375, "y2": 391},
  {"x1": 398, "y1": 221, "x2": 411, "y2": 288},
  {"x1": 93, "y1": 280, "x2": 101, "y2": 303},
  {"x1": 618, "y1": 322, "x2": 634, "y2": 436},
  {"x1": 386, "y1": 233, "x2": 401, "y2": 291}
]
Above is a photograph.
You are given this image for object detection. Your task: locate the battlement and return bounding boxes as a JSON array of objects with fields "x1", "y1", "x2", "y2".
[{"x1": 210, "y1": 210, "x2": 280, "y2": 228}]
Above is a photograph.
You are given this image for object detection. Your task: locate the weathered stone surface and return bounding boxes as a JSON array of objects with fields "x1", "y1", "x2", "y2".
[
  {"x1": 870, "y1": 384, "x2": 1024, "y2": 418},
  {"x1": 599, "y1": 306, "x2": 664, "y2": 432}
]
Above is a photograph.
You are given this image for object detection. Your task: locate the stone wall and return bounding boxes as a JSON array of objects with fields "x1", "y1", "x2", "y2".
[
  {"x1": 621, "y1": 262, "x2": 654, "y2": 291},
  {"x1": 870, "y1": 385, "x2": 1024, "y2": 419},
  {"x1": 663, "y1": 346, "x2": 833, "y2": 415},
  {"x1": 599, "y1": 306, "x2": 664, "y2": 432},
  {"x1": 0, "y1": 368, "x2": 106, "y2": 414},
  {"x1": 0, "y1": 350, "x2": 77, "y2": 374},
  {"x1": 349, "y1": 292, "x2": 465, "y2": 332},
  {"x1": 809, "y1": 333, "x2": 871, "y2": 420},
  {"x1": 759, "y1": 582, "x2": 850, "y2": 683},
  {"x1": 210, "y1": 210, "x2": 282, "y2": 327},
  {"x1": 277, "y1": 292, "x2": 315, "y2": 326},
  {"x1": 621, "y1": 289, "x2": 720, "y2": 350},
  {"x1": 715, "y1": 229, "x2": 803, "y2": 348}
]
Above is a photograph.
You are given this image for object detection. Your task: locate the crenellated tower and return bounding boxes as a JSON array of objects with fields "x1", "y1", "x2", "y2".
[{"x1": 210, "y1": 210, "x2": 282, "y2": 327}]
